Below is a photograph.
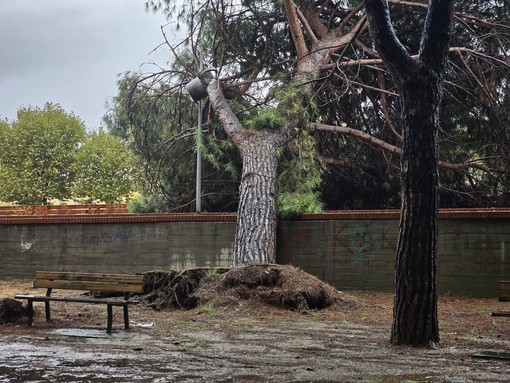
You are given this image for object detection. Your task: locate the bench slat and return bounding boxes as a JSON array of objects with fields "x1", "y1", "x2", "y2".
[
  {"x1": 33, "y1": 279, "x2": 144, "y2": 293},
  {"x1": 499, "y1": 281, "x2": 510, "y2": 291},
  {"x1": 35, "y1": 271, "x2": 144, "y2": 284}
]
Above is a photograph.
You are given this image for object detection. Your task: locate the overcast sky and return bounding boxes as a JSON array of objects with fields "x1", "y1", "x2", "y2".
[{"x1": 0, "y1": 0, "x2": 172, "y2": 129}]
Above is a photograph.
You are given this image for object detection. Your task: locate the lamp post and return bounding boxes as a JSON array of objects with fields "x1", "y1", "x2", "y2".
[{"x1": 185, "y1": 63, "x2": 217, "y2": 213}]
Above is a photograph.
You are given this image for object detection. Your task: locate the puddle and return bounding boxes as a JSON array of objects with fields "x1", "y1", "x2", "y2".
[
  {"x1": 376, "y1": 375, "x2": 449, "y2": 383},
  {"x1": 51, "y1": 328, "x2": 110, "y2": 338},
  {"x1": 0, "y1": 360, "x2": 182, "y2": 383},
  {"x1": 472, "y1": 349, "x2": 510, "y2": 360}
]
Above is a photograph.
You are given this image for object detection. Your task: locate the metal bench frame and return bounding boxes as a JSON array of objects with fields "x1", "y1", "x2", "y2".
[{"x1": 491, "y1": 280, "x2": 510, "y2": 318}]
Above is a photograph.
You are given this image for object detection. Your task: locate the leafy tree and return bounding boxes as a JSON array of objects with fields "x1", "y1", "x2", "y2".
[
  {"x1": 72, "y1": 129, "x2": 138, "y2": 203},
  {"x1": 0, "y1": 103, "x2": 86, "y2": 204},
  {"x1": 0, "y1": 103, "x2": 139, "y2": 205}
]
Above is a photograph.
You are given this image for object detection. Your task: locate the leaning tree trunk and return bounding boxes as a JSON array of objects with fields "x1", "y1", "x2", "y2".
[
  {"x1": 207, "y1": 82, "x2": 287, "y2": 266},
  {"x1": 391, "y1": 72, "x2": 440, "y2": 348},
  {"x1": 234, "y1": 132, "x2": 282, "y2": 265}
]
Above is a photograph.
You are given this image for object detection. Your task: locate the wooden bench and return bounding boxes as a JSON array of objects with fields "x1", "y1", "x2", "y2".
[
  {"x1": 491, "y1": 280, "x2": 510, "y2": 317},
  {"x1": 15, "y1": 271, "x2": 145, "y2": 333}
]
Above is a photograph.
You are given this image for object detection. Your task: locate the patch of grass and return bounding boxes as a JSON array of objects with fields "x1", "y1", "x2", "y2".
[
  {"x1": 196, "y1": 303, "x2": 215, "y2": 315},
  {"x1": 206, "y1": 268, "x2": 221, "y2": 277},
  {"x1": 460, "y1": 330, "x2": 482, "y2": 341},
  {"x1": 193, "y1": 338, "x2": 209, "y2": 348},
  {"x1": 439, "y1": 321, "x2": 452, "y2": 330},
  {"x1": 336, "y1": 320, "x2": 351, "y2": 326}
]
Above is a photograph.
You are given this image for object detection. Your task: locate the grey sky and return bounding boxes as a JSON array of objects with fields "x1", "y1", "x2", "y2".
[{"x1": 0, "y1": 0, "x2": 171, "y2": 129}]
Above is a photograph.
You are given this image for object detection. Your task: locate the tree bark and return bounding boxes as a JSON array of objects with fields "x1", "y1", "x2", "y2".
[
  {"x1": 365, "y1": 0, "x2": 454, "y2": 348},
  {"x1": 207, "y1": 82, "x2": 286, "y2": 265},
  {"x1": 235, "y1": 132, "x2": 282, "y2": 264},
  {"x1": 391, "y1": 70, "x2": 441, "y2": 348}
]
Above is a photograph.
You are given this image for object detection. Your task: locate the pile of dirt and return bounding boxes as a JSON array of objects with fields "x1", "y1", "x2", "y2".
[
  {"x1": 142, "y1": 264, "x2": 355, "y2": 312},
  {"x1": 0, "y1": 298, "x2": 27, "y2": 324},
  {"x1": 141, "y1": 268, "x2": 215, "y2": 310}
]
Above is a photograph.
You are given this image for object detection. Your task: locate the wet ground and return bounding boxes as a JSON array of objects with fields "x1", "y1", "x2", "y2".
[{"x1": 1, "y1": 281, "x2": 509, "y2": 382}]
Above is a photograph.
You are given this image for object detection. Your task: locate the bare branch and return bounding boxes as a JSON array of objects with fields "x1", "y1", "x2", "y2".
[
  {"x1": 419, "y1": 0, "x2": 454, "y2": 73},
  {"x1": 311, "y1": 122, "x2": 401, "y2": 155},
  {"x1": 365, "y1": 0, "x2": 416, "y2": 76},
  {"x1": 311, "y1": 123, "x2": 508, "y2": 175},
  {"x1": 283, "y1": 0, "x2": 309, "y2": 59},
  {"x1": 295, "y1": 4, "x2": 320, "y2": 45}
]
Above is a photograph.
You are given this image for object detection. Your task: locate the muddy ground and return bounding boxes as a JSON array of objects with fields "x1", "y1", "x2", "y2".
[{"x1": 1, "y1": 269, "x2": 509, "y2": 383}]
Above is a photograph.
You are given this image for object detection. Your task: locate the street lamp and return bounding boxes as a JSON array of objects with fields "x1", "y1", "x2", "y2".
[{"x1": 185, "y1": 67, "x2": 218, "y2": 213}]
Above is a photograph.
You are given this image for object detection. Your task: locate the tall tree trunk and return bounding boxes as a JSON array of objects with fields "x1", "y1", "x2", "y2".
[
  {"x1": 235, "y1": 133, "x2": 282, "y2": 264},
  {"x1": 391, "y1": 71, "x2": 440, "y2": 348},
  {"x1": 365, "y1": 0, "x2": 454, "y2": 348},
  {"x1": 207, "y1": 82, "x2": 286, "y2": 266}
]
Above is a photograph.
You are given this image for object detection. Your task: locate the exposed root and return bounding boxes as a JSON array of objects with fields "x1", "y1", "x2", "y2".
[{"x1": 142, "y1": 265, "x2": 356, "y2": 312}]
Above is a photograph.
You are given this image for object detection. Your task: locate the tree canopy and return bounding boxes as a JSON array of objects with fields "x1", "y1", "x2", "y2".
[
  {"x1": 72, "y1": 129, "x2": 139, "y2": 203},
  {"x1": 103, "y1": 73, "x2": 241, "y2": 212},
  {"x1": 0, "y1": 103, "x2": 85, "y2": 204},
  {"x1": 0, "y1": 103, "x2": 137, "y2": 205},
  {"x1": 117, "y1": 0, "x2": 509, "y2": 213}
]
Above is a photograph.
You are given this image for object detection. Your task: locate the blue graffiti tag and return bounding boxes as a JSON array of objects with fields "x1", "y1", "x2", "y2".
[{"x1": 351, "y1": 225, "x2": 379, "y2": 265}]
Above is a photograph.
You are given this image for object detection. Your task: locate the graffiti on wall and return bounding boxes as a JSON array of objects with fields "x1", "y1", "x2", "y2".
[
  {"x1": 19, "y1": 228, "x2": 63, "y2": 256},
  {"x1": 350, "y1": 225, "x2": 379, "y2": 265},
  {"x1": 81, "y1": 228, "x2": 131, "y2": 245},
  {"x1": 332, "y1": 222, "x2": 395, "y2": 265}
]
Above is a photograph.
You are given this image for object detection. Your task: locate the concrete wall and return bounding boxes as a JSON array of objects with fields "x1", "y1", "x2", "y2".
[
  {"x1": 1, "y1": 221, "x2": 235, "y2": 276},
  {"x1": 277, "y1": 218, "x2": 509, "y2": 296},
  {"x1": 1, "y1": 211, "x2": 508, "y2": 296}
]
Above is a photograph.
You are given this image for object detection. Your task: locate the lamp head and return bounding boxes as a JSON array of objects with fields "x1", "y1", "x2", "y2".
[{"x1": 186, "y1": 68, "x2": 218, "y2": 102}]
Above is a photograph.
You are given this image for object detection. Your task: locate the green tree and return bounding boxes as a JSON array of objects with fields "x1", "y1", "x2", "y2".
[
  {"x1": 72, "y1": 129, "x2": 138, "y2": 203},
  {"x1": 0, "y1": 103, "x2": 86, "y2": 204}
]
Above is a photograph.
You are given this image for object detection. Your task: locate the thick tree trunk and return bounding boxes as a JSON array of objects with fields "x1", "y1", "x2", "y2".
[
  {"x1": 365, "y1": 0, "x2": 453, "y2": 348},
  {"x1": 234, "y1": 133, "x2": 282, "y2": 265},
  {"x1": 391, "y1": 70, "x2": 440, "y2": 348},
  {"x1": 207, "y1": 82, "x2": 286, "y2": 266}
]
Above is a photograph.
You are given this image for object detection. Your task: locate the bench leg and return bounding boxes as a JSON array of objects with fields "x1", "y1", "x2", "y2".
[
  {"x1": 123, "y1": 303, "x2": 129, "y2": 330},
  {"x1": 27, "y1": 300, "x2": 34, "y2": 326},
  {"x1": 45, "y1": 301, "x2": 51, "y2": 322},
  {"x1": 107, "y1": 304, "x2": 113, "y2": 334}
]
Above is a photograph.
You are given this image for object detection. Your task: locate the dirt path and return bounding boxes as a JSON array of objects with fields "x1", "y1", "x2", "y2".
[{"x1": 1, "y1": 279, "x2": 509, "y2": 382}]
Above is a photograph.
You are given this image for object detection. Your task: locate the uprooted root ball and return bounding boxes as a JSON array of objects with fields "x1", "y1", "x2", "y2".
[
  {"x1": 142, "y1": 265, "x2": 356, "y2": 312},
  {"x1": 142, "y1": 268, "x2": 228, "y2": 310},
  {"x1": 0, "y1": 298, "x2": 27, "y2": 324}
]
